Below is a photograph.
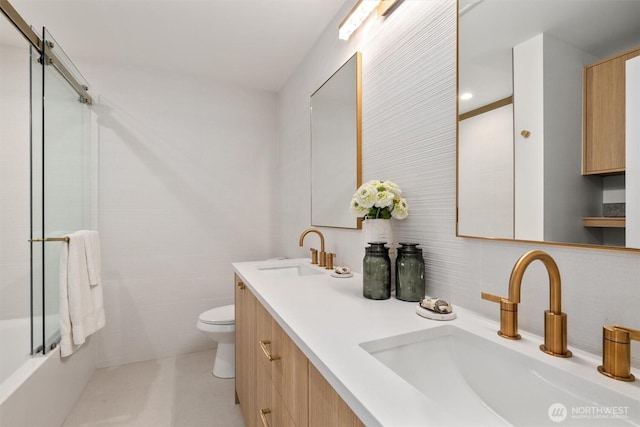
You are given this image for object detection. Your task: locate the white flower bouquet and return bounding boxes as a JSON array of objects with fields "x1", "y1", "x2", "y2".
[{"x1": 350, "y1": 180, "x2": 409, "y2": 220}]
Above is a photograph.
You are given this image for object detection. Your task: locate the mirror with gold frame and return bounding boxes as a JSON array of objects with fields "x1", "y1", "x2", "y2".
[
  {"x1": 457, "y1": 0, "x2": 640, "y2": 250},
  {"x1": 311, "y1": 52, "x2": 362, "y2": 229}
]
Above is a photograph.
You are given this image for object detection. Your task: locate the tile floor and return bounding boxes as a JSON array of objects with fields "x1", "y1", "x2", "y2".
[{"x1": 62, "y1": 349, "x2": 245, "y2": 427}]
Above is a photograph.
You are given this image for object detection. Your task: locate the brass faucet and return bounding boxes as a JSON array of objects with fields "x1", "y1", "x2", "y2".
[
  {"x1": 482, "y1": 250, "x2": 572, "y2": 358},
  {"x1": 598, "y1": 325, "x2": 640, "y2": 382},
  {"x1": 298, "y1": 228, "x2": 326, "y2": 267}
]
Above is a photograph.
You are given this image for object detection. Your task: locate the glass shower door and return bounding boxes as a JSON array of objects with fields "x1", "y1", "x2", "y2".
[
  {"x1": 30, "y1": 28, "x2": 93, "y2": 354},
  {"x1": 30, "y1": 38, "x2": 45, "y2": 355}
]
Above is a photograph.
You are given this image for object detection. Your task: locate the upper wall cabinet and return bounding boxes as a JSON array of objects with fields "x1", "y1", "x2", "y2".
[{"x1": 583, "y1": 46, "x2": 640, "y2": 175}]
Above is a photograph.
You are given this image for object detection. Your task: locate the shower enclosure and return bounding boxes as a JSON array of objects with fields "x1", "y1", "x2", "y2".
[{"x1": 0, "y1": 1, "x2": 95, "y2": 389}]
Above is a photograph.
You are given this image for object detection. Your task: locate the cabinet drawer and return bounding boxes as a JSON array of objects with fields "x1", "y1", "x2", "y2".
[
  {"x1": 257, "y1": 362, "x2": 296, "y2": 427},
  {"x1": 256, "y1": 302, "x2": 276, "y2": 375},
  {"x1": 256, "y1": 303, "x2": 308, "y2": 427}
]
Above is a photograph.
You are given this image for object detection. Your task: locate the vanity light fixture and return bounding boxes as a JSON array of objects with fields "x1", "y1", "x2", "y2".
[
  {"x1": 377, "y1": 0, "x2": 400, "y2": 16},
  {"x1": 339, "y1": 0, "x2": 378, "y2": 40},
  {"x1": 339, "y1": 0, "x2": 401, "y2": 41}
]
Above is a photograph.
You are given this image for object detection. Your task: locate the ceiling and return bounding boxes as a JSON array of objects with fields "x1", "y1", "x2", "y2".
[
  {"x1": 6, "y1": 0, "x2": 349, "y2": 92},
  {"x1": 459, "y1": 0, "x2": 640, "y2": 113}
]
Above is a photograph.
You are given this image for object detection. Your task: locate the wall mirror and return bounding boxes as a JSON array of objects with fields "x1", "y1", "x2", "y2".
[
  {"x1": 311, "y1": 51, "x2": 362, "y2": 229},
  {"x1": 457, "y1": 0, "x2": 640, "y2": 250}
]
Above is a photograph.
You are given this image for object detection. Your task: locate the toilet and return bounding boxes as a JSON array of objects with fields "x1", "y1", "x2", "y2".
[{"x1": 196, "y1": 304, "x2": 235, "y2": 378}]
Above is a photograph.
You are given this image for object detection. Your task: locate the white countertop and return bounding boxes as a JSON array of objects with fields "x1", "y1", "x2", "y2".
[{"x1": 232, "y1": 258, "x2": 640, "y2": 427}]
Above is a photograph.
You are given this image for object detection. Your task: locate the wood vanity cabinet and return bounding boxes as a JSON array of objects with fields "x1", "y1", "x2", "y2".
[
  {"x1": 583, "y1": 46, "x2": 640, "y2": 175},
  {"x1": 234, "y1": 274, "x2": 364, "y2": 427}
]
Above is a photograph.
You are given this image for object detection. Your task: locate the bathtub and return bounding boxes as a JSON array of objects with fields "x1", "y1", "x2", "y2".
[
  {"x1": 0, "y1": 317, "x2": 96, "y2": 427},
  {"x1": 0, "y1": 317, "x2": 32, "y2": 389}
]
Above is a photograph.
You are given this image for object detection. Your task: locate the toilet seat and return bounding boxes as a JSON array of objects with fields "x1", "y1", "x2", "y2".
[{"x1": 198, "y1": 305, "x2": 234, "y2": 325}]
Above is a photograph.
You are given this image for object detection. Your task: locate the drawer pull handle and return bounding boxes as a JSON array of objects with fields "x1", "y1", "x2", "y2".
[
  {"x1": 259, "y1": 340, "x2": 281, "y2": 361},
  {"x1": 237, "y1": 281, "x2": 245, "y2": 289},
  {"x1": 259, "y1": 408, "x2": 272, "y2": 427}
]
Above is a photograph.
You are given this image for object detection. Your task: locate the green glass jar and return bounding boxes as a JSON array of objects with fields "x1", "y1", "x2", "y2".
[
  {"x1": 363, "y1": 242, "x2": 391, "y2": 300},
  {"x1": 395, "y1": 242, "x2": 425, "y2": 302}
]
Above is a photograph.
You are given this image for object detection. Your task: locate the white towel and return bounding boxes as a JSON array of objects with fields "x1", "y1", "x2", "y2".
[
  {"x1": 84, "y1": 230, "x2": 102, "y2": 287},
  {"x1": 59, "y1": 230, "x2": 106, "y2": 357}
]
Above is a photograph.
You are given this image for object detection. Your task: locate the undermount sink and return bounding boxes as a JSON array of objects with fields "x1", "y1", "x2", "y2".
[
  {"x1": 360, "y1": 325, "x2": 639, "y2": 426},
  {"x1": 257, "y1": 262, "x2": 324, "y2": 277}
]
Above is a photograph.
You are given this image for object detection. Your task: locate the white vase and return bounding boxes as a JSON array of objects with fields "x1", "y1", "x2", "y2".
[{"x1": 362, "y1": 218, "x2": 394, "y2": 249}]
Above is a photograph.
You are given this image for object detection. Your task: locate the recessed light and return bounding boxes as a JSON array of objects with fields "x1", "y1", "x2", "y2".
[{"x1": 460, "y1": 92, "x2": 473, "y2": 100}]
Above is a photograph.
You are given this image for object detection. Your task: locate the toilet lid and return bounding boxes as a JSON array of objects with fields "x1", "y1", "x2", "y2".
[{"x1": 199, "y1": 305, "x2": 235, "y2": 325}]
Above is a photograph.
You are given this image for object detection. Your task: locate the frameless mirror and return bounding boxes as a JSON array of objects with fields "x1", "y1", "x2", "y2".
[
  {"x1": 311, "y1": 52, "x2": 362, "y2": 229},
  {"x1": 457, "y1": 0, "x2": 640, "y2": 249}
]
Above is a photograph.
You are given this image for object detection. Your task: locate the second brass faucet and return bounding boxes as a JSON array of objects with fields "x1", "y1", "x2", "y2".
[{"x1": 482, "y1": 250, "x2": 572, "y2": 358}]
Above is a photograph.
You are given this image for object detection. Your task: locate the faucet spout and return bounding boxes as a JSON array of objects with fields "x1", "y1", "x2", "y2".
[
  {"x1": 508, "y1": 250, "x2": 562, "y2": 314},
  {"x1": 508, "y1": 250, "x2": 571, "y2": 358},
  {"x1": 298, "y1": 228, "x2": 326, "y2": 266},
  {"x1": 482, "y1": 250, "x2": 572, "y2": 358}
]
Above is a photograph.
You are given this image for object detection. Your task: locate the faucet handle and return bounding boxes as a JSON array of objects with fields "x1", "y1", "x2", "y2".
[
  {"x1": 481, "y1": 292, "x2": 506, "y2": 304},
  {"x1": 598, "y1": 325, "x2": 640, "y2": 382},
  {"x1": 310, "y1": 248, "x2": 318, "y2": 265},
  {"x1": 481, "y1": 292, "x2": 520, "y2": 340},
  {"x1": 325, "y1": 252, "x2": 335, "y2": 270}
]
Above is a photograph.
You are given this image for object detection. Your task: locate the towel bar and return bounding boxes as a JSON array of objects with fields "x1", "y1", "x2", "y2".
[{"x1": 29, "y1": 237, "x2": 70, "y2": 243}]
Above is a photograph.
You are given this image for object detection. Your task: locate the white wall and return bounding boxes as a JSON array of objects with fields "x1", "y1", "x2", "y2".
[
  {"x1": 513, "y1": 34, "x2": 545, "y2": 241},
  {"x1": 276, "y1": 0, "x2": 639, "y2": 366},
  {"x1": 458, "y1": 104, "x2": 514, "y2": 239},
  {"x1": 83, "y1": 62, "x2": 278, "y2": 367},
  {"x1": 0, "y1": 43, "x2": 31, "y2": 321}
]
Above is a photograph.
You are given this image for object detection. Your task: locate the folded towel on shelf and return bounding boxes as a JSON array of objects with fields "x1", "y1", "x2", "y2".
[{"x1": 59, "y1": 230, "x2": 106, "y2": 357}]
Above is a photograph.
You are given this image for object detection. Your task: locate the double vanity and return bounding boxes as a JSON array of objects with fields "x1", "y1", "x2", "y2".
[{"x1": 233, "y1": 258, "x2": 639, "y2": 426}]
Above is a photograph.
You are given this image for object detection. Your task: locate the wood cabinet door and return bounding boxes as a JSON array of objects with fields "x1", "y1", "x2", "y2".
[
  {"x1": 308, "y1": 363, "x2": 364, "y2": 427},
  {"x1": 270, "y1": 320, "x2": 309, "y2": 427},
  {"x1": 256, "y1": 300, "x2": 275, "y2": 377},
  {"x1": 235, "y1": 275, "x2": 257, "y2": 427},
  {"x1": 584, "y1": 47, "x2": 640, "y2": 174}
]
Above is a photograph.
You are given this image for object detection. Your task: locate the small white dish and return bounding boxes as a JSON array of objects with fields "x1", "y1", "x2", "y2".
[
  {"x1": 331, "y1": 271, "x2": 353, "y2": 278},
  {"x1": 415, "y1": 305, "x2": 456, "y2": 321}
]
